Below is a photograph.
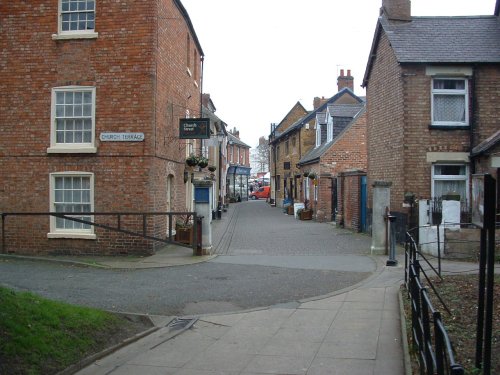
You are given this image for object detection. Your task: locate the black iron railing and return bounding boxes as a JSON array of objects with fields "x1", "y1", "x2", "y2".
[
  {"x1": 405, "y1": 231, "x2": 464, "y2": 375},
  {"x1": 0, "y1": 211, "x2": 201, "y2": 254}
]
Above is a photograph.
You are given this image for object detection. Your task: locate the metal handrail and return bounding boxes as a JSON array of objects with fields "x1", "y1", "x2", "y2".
[
  {"x1": 406, "y1": 236, "x2": 464, "y2": 375},
  {"x1": 1, "y1": 211, "x2": 200, "y2": 254}
]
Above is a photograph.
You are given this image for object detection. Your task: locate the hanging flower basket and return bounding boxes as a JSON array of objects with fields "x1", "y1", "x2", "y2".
[
  {"x1": 208, "y1": 165, "x2": 217, "y2": 172},
  {"x1": 186, "y1": 154, "x2": 199, "y2": 167},
  {"x1": 308, "y1": 172, "x2": 317, "y2": 179},
  {"x1": 303, "y1": 171, "x2": 309, "y2": 177},
  {"x1": 198, "y1": 157, "x2": 209, "y2": 168}
]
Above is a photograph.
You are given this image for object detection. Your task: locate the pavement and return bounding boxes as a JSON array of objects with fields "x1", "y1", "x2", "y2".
[{"x1": 2, "y1": 202, "x2": 488, "y2": 375}]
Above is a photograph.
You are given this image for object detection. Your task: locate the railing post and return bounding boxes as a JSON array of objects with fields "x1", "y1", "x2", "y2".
[
  {"x1": 434, "y1": 311, "x2": 444, "y2": 375},
  {"x1": 1, "y1": 213, "x2": 5, "y2": 254}
]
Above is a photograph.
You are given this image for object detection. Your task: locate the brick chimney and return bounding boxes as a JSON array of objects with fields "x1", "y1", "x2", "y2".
[
  {"x1": 232, "y1": 127, "x2": 240, "y2": 139},
  {"x1": 381, "y1": 0, "x2": 411, "y2": 21},
  {"x1": 337, "y1": 69, "x2": 354, "y2": 92},
  {"x1": 313, "y1": 96, "x2": 329, "y2": 110}
]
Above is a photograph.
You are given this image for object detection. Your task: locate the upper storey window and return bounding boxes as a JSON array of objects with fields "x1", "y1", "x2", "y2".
[
  {"x1": 62, "y1": 0, "x2": 95, "y2": 32},
  {"x1": 53, "y1": 0, "x2": 98, "y2": 39},
  {"x1": 431, "y1": 78, "x2": 468, "y2": 127},
  {"x1": 48, "y1": 86, "x2": 97, "y2": 153}
]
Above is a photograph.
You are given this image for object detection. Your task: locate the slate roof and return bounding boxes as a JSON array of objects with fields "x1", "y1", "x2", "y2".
[
  {"x1": 363, "y1": 14, "x2": 500, "y2": 85},
  {"x1": 327, "y1": 104, "x2": 366, "y2": 118},
  {"x1": 298, "y1": 105, "x2": 365, "y2": 166},
  {"x1": 471, "y1": 130, "x2": 500, "y2": 156},
  {"x1": 270, "y1": 88, "x2": 363, "y2": 143},
  {"x1": 227, "y1": 132, "x2": 250, "y2": 148},
  {"x1": 316, "y1": 112, "x2": 327, "y2": 125}
]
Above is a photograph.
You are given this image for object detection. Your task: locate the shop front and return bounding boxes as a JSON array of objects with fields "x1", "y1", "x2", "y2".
[{"x1": 227, "y1": 165, "x2": 251, "y2": 202}]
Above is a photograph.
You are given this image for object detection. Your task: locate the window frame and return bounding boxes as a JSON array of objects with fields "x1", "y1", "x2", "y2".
[
  {"x1": 315, "y1": 121, "x2": 321, "y2": 148},
  {"x1": 431, "y1": 163, "x2": 469, "y2": 203},
  {"x1": 48, "y1": 171, "x2": 96, "y2": 239},
  {"x1": 431, "y1": 77, "x2": 469, "y2": 127},
  {"x1": 48, "y1": 86, "x2": 97, "y2": 154},
  {"x1": 53, "y1": 0, "x2": 98, "y2": 40},
  {"x1": 327, "y1": 116, "x2": 333, "y2": 143}
]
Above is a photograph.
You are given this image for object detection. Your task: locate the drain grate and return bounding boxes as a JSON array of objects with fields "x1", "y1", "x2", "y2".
[{"x1": 166, "y1": 317, "x2": 198, "y2": 330}]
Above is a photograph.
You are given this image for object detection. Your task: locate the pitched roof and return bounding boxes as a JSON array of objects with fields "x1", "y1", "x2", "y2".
[
  {"x1": 471, "y1": 130, "x2": 500, "y2": 156},
  {"x1": 271, "y1": 88, "x2": 363, "y2": 143},
  {"x1": 227, "y1": 132, "x2": 250, "y2": 148},
  {"x1": 298, "y1": 105, "x2": 365, "y2": 166},
  {"x1": 363, "y1": 14, "x2": 500, "y2": 86},
  {"x1": 327, "y1": 103, "x2": 365, "y2": 118}
]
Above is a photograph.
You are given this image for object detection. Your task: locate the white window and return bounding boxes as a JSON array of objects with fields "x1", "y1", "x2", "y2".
[
  {"x1": 304, "y1": 178, "x2": 310, "y2": 201},
  {"x1": 48, "y1": 172, "x2": 96, "y2": 239},
  {"x1": 315, "y1": 122, "x2": 321, "y2": 148},
  {"x1": 327, "y1": 117, "x2": 333, "y2": 143},
  {"x1": 53, "y1": 0, "x2": 98, "y2": 39},
  {"x1": 48, "y1": 86, "x2": 97, "y2": 153},
  {"x1": 432, "y1": 164, "x2": 469, "y2": 203},
  {"x1": 431, "y1": 78, "x2": 468, "y2": 126}
]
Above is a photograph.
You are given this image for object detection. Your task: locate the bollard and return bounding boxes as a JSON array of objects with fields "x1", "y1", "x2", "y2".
[{"x1": 386, "y1": 214, "x2": 398, "y2": 266}]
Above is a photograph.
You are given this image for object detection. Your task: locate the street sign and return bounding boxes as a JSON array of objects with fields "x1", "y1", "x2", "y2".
[
  {"x1": 179, "y1": 118, "x2": 210, "y2": 139},
  {"x1": 100, "y1": 132, "x2": 144, "y2": 142}
]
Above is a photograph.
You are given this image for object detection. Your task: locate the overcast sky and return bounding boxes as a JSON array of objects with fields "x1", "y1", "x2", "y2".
[{"x1": 181, "y1": 0, "x2": 496, "y2": 149}]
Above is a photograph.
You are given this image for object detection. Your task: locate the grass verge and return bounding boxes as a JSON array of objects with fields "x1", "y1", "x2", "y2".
[{"x1": 0, "y1": 287, "x2": 152, "y2": 375}]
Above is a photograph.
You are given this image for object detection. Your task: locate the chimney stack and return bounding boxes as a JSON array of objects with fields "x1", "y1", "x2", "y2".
[
  {"x1": 337, "y1": 69, "x2": 354, "y2": 92},
  {"x1": 381, "y1": 0, "x2": 411, "y2": 21},
  {"x1": 313, "y1": 96, "x2": 328, "y2": 110}
]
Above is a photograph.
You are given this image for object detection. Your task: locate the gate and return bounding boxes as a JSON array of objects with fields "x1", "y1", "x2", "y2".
[
  {"x1": 360, "y1": 175, "x2": 367, "y2": 232},
  {"x1": 331, "y1": 178, "x2": 337, "y2": 222}
]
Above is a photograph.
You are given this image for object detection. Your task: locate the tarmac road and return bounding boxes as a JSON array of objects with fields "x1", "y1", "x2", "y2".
[{"x1": 0, "y1": 200, "x2": 376, "y2": 316}]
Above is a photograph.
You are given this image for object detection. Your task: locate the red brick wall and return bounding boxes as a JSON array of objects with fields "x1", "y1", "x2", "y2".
[
  {"x1": 0, "y1": 0, "x2": 202, "y2": 255},
  {"x1": 366, "y1": 32, "x2": 405, "y2": 213},
  {"x1": 314, "y1": 111, "x2": 367, "y2": 223}
]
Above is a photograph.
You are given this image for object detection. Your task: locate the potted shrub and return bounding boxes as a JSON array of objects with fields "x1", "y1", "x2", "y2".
[
  {"x1": 303, "y1": 171, "x2": 309, "y2": 178},
  {"x1": 208, "y1": 165, "x2": 217, "y2": 172},
  {"x1": 308, "y1": 171, "x2": 317, "y2": 179},
  {"x1": 299, "y1": 209, "x2": 313, "y2": 220},
  {"x1": 174, "y1": 216, "x2": 193, "y2": 245},
  {"x1": 186, "y1": 154, "x2": 199, "y2": 167},
  {"x1": 198, "y1": 156, "x2": 209, "y2": 168},
  {"x1": 299, "y1": 199, "x2": 313, "y2": 220}
]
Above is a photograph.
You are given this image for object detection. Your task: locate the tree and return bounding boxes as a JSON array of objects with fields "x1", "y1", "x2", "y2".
[{"x1": 251, "y1": 136, "x2": 269, "y2": 174}]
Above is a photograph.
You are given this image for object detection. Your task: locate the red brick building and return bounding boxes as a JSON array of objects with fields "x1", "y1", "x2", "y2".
[
  {"x1": 226, "y1": 128, "x2": 251, "y2": 201},
  {"x1": 298, "y1": 71, "x2": 367, "y2": 228},
  {"x1": 363, "y1": 0, "x2": 500, "y2": 239},
  {"x1": 0, "y1": 0, "x2": 205, "y2": 255}
]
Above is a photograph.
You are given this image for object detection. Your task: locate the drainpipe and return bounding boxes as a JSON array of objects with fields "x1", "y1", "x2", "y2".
[
  {"x1": 469, "y1": 65, "x2": 477, "y2": 175},
  {"x1": 199, "y1": 55, "x2": 205, "y2": 156}
]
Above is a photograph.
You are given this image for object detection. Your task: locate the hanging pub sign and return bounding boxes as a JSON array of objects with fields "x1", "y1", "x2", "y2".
[{"x1": 179, "y1": 118, "x2": 210, "y2": 139}]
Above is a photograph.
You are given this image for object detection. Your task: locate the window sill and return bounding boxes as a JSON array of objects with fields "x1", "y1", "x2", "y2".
[
  {"x1": 47, "y1": 146, "x2": 97, "y2": 154},
  {"x1": 47, "y1": 232, "x2": 96, "y2": 240},
  {"x1": 52, "y1": 32, "x2": 99, "y2": 40},
  {"x1": 429, "y1": 125, "x2": 470, "y2": 131}
]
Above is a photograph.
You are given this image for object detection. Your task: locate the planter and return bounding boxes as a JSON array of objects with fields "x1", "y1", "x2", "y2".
[
  {"x1": 208, "y1": 165, "x2": 216, "y2": 172},
  {"x1": 198, "y1": 161, "x2": 208, "y2": 168},
  {"x1": 299, "y1": 209, "x2": 313, "y2": 220},
  {"x1": 186, "y1": 157, "x2": 198, "y2": 167},
  {"x1": 175, "y1": 226, "x2": 193, "y2": 245},
  {"x1": 287, "y1": 205, "x2": 294, "y2": 215}
]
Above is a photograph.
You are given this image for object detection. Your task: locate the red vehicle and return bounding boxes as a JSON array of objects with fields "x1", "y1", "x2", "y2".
[{"x1": 250, "y1": 186, "x2": 270, "y2": 200}]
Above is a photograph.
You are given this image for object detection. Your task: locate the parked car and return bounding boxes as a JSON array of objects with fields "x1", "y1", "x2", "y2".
[{"x1": 250, "y1": 186, "x2": 270, "y2": 200}]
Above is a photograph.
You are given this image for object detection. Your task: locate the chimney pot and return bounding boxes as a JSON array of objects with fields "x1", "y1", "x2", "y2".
[{"x1": 337, "y1": 68, "x2": 354, "y2": 92}]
